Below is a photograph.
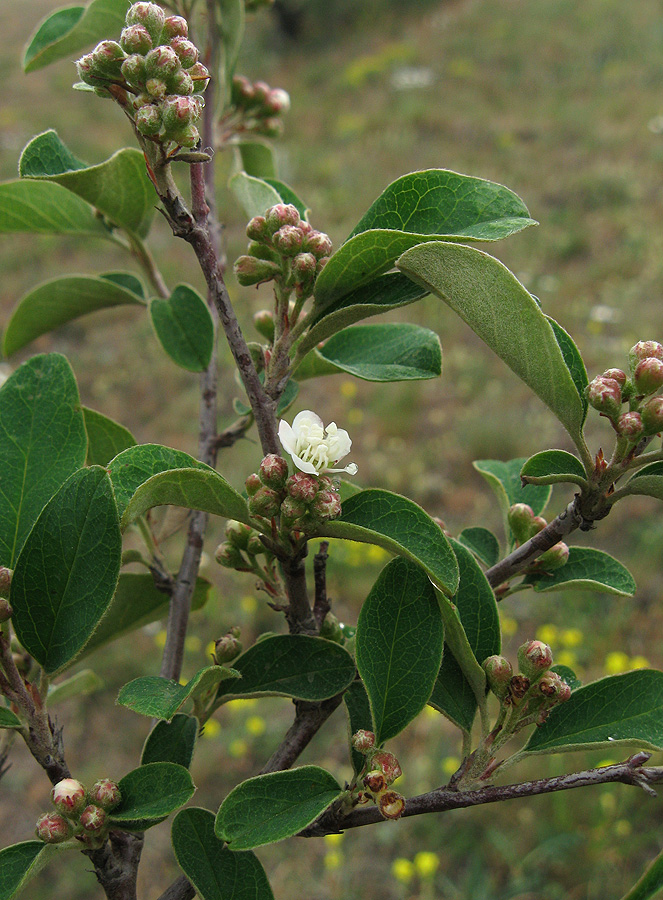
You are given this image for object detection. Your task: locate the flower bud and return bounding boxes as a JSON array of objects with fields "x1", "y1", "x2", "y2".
[
  {"x1": 0, "y1": 566, "x2": 12, "y2": 597},
  {"x1": 89, "y1": 779, "x2": 122, "y2": 811},
  {"x1": 36, "y1": 812, "x2": 72, "y2": 843},
  {"x1": 509, "y1": 674, "x2": 531, "y2": 701},
  {"x1": 80, "y1": 804, "x2": 107, "y2": 834},
  {"x1": 214, "y1": 631, "x2": 243, "y2": 663},
  {"x1": 603, "y1": 368, "x2": 627, "y2": 387},
  {"x1": 0, "y1": 598, "x2": 13, "y2": 623},
  {"x1": 286, "y1": 472, "x2": 319, "y2": 502},
  {"x1": 587, "y1": 376, "x2": 622, "y2": 418},
  {"x1": 246, "y1": 215, "x2": 273, "y2": 244},
  {"x1": 629, "y1": 341, "x2": 663, "y2": 372},
  {"x1": 135, "y1": 104, "x2": 163, "y2": 135},
  {"x1": 483, "y1": 655, "x2": 513, "y2": 698},
  {"x1": 225, "y1": 520, "x2": 252, "y2": 550},
  {"x1": 292, "y1": 251, "x2": 317, "y2": 286},
  {"x1": 312, "y1": 489, "x2": 342, "y2": 520},
  {"x1": 170, "y1": 37, "x2": 198, "y2": 69},
  {"x1": 317, "y1": 257, "x2": 329, "y2": 274},
  {"x1": 378, "y1": 790, "x2": 405, "y2": 820},
  {"x1": 531, "y1": 516, "x2": 547, "y2": 534},
  {"x1": 258, "y1": 454, "x2": 289, "y2": 489},
  {"x1": 518, "y1": 640, "x2": 553, "y2": 680},
  {"x1": 246, "y1": 534, "x2": 265, "y2": 556},
  {"x1": 634, "y1": 358, "x2": 663, "y2": 396},
  {"x1": 273, "y1": 225, "x2": 304, "y2": 257},
  {"x1": 76, "y1": 54, "x2": 107, "y2": 86},
  {"x1": 167, "y1": 69, "x2": 194, "y2": 96},
  {"x1": 245, "y1": 473, "x2": 262, "y2": 496},
  {"x1": 319, "y1": 611, "x2": 343, "y2": 643},
  {"x1": 248, "y1": 486, "x2": 282, "y2": 518},
  {"x1": 253, "y1": 309, "x2": 275, "y2": 342},
  {"x1": 126, "y1": 2, "x2": 166, "y2": 44},
  {"x1": 535, "y1": 541, "x2": 569, "y2": 571},
  {"x1": 265, "y1": 88, "x2": 290, "y2": 115},
  {"x1": 617, "y1": 411, "x2": 644, "y2": 440},
  {"x1": 145, "y1": 77, "x2": 168, "y2": 99},
  {"x1": 120, "y1": 24, "x2": 153, "y2": 55},
  {"x1": 537, "y1": 670, "x2": 565, "y2": 699},
  {"x1": 234, "y1": 255, "x2": 281, "y2": 286},
  {"x1": 146, "y1": 45, "x2": 181, "y2": 78},
  {"x1": 121, "y1": 54, "x2": 147, "y2": 89},
  {"x1": 91, "y1": 41, "x2": 127, "y2": 79},
  {"x1": 641, "y1": 396, "x2": 663, "y2": 435},
  {"x1": 251, "y1": 80, "x2": 271, "y2": 105},
  {"x1": 507, "y1": 503, "x2": 535, "y2": 544},
  {"x1": 161, "y1": 94, "x2": 197, "y2": 132},
  {"x1": 232, "y1": 74, "x2": 255, "y2": 106},
  {"x1": 265, "y1": 203, "x2": 300, "y2": 232},
  {"x1": 161, "y1": 14, "x2": 189, "y2": 41},
  {"x1": 214, "y1": 542, "x2": 245, "y2": 569},
  {"x1": 189, "y1": 62, "x2": 210, "y2": 93},
  {"x1": 280, "y1": 496, "x2": 308, "y2": 522},
  {"x1": 305, "y1": 231, "x2": 333, "y2": 258},
  {"x1": 372, "y1": 751, "x2": 402, "y2": 785},
  {"x1": 363, "y1": 770, "x2": 387, "y2": 794},
  {"x1": 351, "y1": 730, "x2": 376, "y2": 753},
  {"x1": 51, "y1": 779, "x2": 87, "y2": 817}
]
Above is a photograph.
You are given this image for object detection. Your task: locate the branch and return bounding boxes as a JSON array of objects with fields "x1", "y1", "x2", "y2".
[
  {"x1": 313, "y1": 541, "x2": 331, "y2": 629},
  {"x1": 156, "y1": 875, "x2": 196, "y2": 900},
  {"x1": 281, "y1": 544, "x2": 317, "y2": 635},
  {"x1": 301, "y1": 752, "x2": 663, "y2": 836},
  {"x1": 260, "y1": 694, "x2": 345, "y2": 774}
]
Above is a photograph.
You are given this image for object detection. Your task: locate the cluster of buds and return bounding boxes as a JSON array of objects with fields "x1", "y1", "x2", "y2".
[
  {"x1": 212, "y1": 626, "x2": 243, "y2": 664},
  {"x1": 215, "y1": 518, "x2": 274, "y2": 573},
  {"x1": 587, "y1": 340, "x2": 663, "y2": 440},
  {"x1": 230, "y1": 75, "x2": 290, "y2": 138},
  {"x1": 234, "y1": 203, "x2": 332, "y2": 303},
  {"x1": 350, "y1": 731, "x2": 405, "y2": 820},
  {"x1": 35, "y1": 778, "x2": 121, "y2": 848},
  {"x1": 507, "y1": 504, "x2": 569, "y2": 573},
  {"x1": 0, "y1": 566, "x2": 12, "y2": 623},
  {"x1": 76, "y1": 2, "x2": 209, "y2": 149}
]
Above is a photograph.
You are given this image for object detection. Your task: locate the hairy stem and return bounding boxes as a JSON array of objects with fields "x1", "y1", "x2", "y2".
[{"x1": 260, "y1": 695, "x2": 345, "y2": 774}]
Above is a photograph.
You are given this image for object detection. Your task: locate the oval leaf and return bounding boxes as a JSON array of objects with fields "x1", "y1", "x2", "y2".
[
  {"x1": 142, "y1": 715, "x2": 198, "y2": 768},
  {"x1": 229, "y1": 172, "x2": 281, "y2": 220},
  {"x1": 236, "y1": 142, "x2": 276, "y2": 179},
  {"x1": 47, "y1": 669, "x2": 103, "y2": 706},
  {"x1": 546, "y1": 316, "x2": 588, "y2": 422},
  {"x1": 215, "y1": 766, "x2": 342, "y2": 850},
  {"x1": 0, "y1": 708, "x2": 23, "y2": 730},
  {"x1": 623, "y1": 462, "x2": 663, "y2": 502},
  {"x1": 0, "y1": 842, "x2": 56, "y2": 900},
  {"x1": 457, "y1": 527, "x2": 500, "y2": 568},
  {"x1": 150, "y1": 285, "x2": 214, "y2": 372},
  {"x1": 520, "y1": 450, "x2": 588, "y2": 486},
  {"x1": 397, "y1": 242, "x2": 585, "y2": 445},
  {"x1": 11, "y1": 466, "x2": 122, "y2": 675},
  {"x1": 0, "y1": 180, "x2": 106, "y2": 236},
  {"x1": 319, "y1": 488, "x2": 459, "y2": 596},
  {"x1": 0, "y1": 354, "x2": 87, "y2": 566},
  {"x1": 525, "y1": 670, "x2": 663, "y2": 754},
  {"x1": 83, "y1": 407, "x2": 137, "y2": 467},
  {"x1": 3, "y1": 275, "x2": 145, "y2": 357},
  {"x1": 20, "y1": 132, "x2": 155, "y2": 237},
  {"x1": 172, "y1": 807, "x2": 275, "y2": 900},
  {"x1": 356, "y1": 557, "x2": 444, "y2": 744},
  {"x1": 524, "y1": 547, "x2": 636, "y2": 596},
  {"x1": 215, "y1": 635, "x2": 356, "y2": 703},
  {"x1": 109, "y1": 762, "x2": 196, "y2": 831},
  {"x1": 118, "y1": 667, "x2": 240, "y2": 720}
]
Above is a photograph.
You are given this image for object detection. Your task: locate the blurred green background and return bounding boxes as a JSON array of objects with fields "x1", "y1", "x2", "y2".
[{"x1": 2, "y1": 0, "x2": 663, "y2": 897}]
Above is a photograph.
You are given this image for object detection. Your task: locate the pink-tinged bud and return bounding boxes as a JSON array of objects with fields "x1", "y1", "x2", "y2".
[
  {"x1": 214, "y1": 542, "x2": 245, "y2": 569},
  {"x1": 603, "y1": 368, "x2": 627, "y2": 387},
  {"x1": 246, "y1": 534, "x2": 265, "y2": 555},
  {"x1": 135, "y1": 104, "x2": 163, "y2": 135},
  {"x1": 287, "y1": 472, "x2": 319, "y2": 502},
  {"x1": 641, "y1": 396, "x2": 663, "y2": 435},
  {"x1": 363, "y1": 770, "x2": 387, "y2": 794},
  {"x1": 91, "y1": 41, "x2": 127, "y2": 79},
  {"x1": 265, "y1": 87, "x2": 291, "y2": 114},
  {"x1": 483, "y1": 655, "x2": 513, "y2": 698},
  {"x1": 617, "y1": 411, "x2": 644, "y2": 440},
  {"x1": 265, "y1": 203, "x2": 300, "y2": 232},
  {"x1": 535, "y1": 541, "x2": 569, "y2": 571},
  {"x1": 378, "y1": 790, "x2": 405, "y2": 820},
  {"x1": 146, "y1": 46, "x2": 181, "y2": 78},
  {"x1": 280, "y1": 496, "x2": 308, "y2": 523},
  {"x1": 36, "y1": 812, "x2": 72, "y2": 843},
  {"x1": 233, "y1": 255, "x2": 280, "y2": 286},
  {"x1": 557, "y1": 680, "x2": 572, "y2": 702},
  {"x1": 317, "y1": 257, "x2": 329, "y2": 274},
  {"x1": 248, "y1": 486, "x2": 282, "y2": 518},
  {"x1": 292, "y1": 252, "x2": 318, "y2": 293},
  {"x1": 634, "y1": 358, "x2": 663, "y2": 395},
  {"x1": 507, "y1": 503, "x2": 535, "y2": 544},
  {"x1": 351, "y1": 730, "x2": 376, "y2": 753},
  {"x1": 518, "y1": 640, "x2": 553, "y2": 680},
  {"x1": 162, "y1": 95, "x2": 197, "y2": 131},
  {"x1": 509, "y1": 674, "x2": 530, "y2": 701},
  {"x1": 189, "y1": 62, "x2": 210, "y2": 94},
  {"x1": 372, "y1": 751, "x2": 402, "y2": 785},
  {"x1": 273, "y1": 225, "x2": 304, "y2": 257},
  {"x1": 161, "y1": 14, "x2": 189, "y2": 40},
  {"x1": 170, "y1": 37, "x2": 198, "y2": 69},
  {"x1": 0, "y1": 566, "x2": 12, "y2": 597},
  {"x1": 245, "y1": 473, "x2": 262, "y2": 496},
  {"x1": 89, "y1": 780, "x2": 122, "y2": 811},
  {"x1": 253, "y1": 309, "x2": 275, "y2": 342},
  {"x1": 531, "y1": 516, "x2": 547, "y2": 534},
  {"x1": 225, "y1": 520, "x2": 252, "y2": 550},
  {"x1": 537, "y1": 671, "x2": 565, "y2": 699},
  {"x1": 145, "y1": 77, "x2": 168, "y2": 99},
  {"x1": 120, "y1": 24, "x2": 153, "y2": 55},
  {"x1": 126, "y1": 2, "x2": 166, "y2": 44},
  {"x1": 312, "y1": 489, "x2": 342, "y2": 520},
  {"x1": 80, "y1": 804, "x2": 107, "y2": 834},
  {"x1": 0, "y1": 598, "x2": 12, "y2": 623},
  {"x1": 587, "y1": 376, "x2": 622, "y2": 418},
  {"x1": 121, "y1": 54, "x2": 147, "y2": 89},
  {"x1": 51, "y1": 779, "x2": 87, "y2": 817},
  {"x1": 629, "y1": 341, "x2": 663, "y2": 372},
  {"x1": 252, "y1": 80, "x2": 271, "y2": 105},
  {"x1": 214, "y1": 631, "x2": 243, "y2": 663},
  {"x1": 167, "y1": 69, "x2": 194, "y2": 96},
  {"x1": 259, "y1": 454, "x2": 289, "y2": 489},
  {"x1": 76, "y1": 54, "x2": 104, "y2": 87},
  {"x1": 305, "y1": 231, "x2": 333, "y2": 258},
  {"x1": 246, "y1": 215, "x2": 272, "y2": 244},
  {"x1": 232, "y1": 74, "x2": 255, "y2": 106}
]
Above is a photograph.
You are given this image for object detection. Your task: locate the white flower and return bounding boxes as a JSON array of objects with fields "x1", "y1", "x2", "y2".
[{"x1": 278, "y1": 410, "x2": 358, "y2": 476}]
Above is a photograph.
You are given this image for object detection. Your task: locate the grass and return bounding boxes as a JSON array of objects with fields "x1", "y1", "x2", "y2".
[{"x1": 2, "y1": 0, "x2": 663, "y2": 897}]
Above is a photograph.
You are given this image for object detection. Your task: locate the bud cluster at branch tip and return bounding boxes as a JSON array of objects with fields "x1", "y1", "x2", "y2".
[
  {"x1": 230, "y1": 75, "x2": 290, "y2": 139},
  {"x1": 37, "y1": 777, "x2": 122, "y2": 848},
  {"x1": 484, "y1": 641, "x2": 571, "y2": 726},
  {"x1": 350, "y1": 731, "x2": 405, "y2": 820},
  {"x1": 76, "y1": 2, "x2": 209, "y2": 149}
]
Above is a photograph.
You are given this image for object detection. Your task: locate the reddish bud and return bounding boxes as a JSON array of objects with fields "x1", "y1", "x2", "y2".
[
  {"x1": 265, "y1": 87, "x2": 290, "y2": 114},
  {"x1": 92, "y1": 41, "x2": 127, "y2": 79},
  {"x1": 280, "y1": 496, "x2": 308, "y2": 522},
  {"x1": 232, "y1": 74, "x2": 255, "y2": 105},
  {"x1": 507, "y1": 503, "x2": 535, "y2": 544},
  {"x1": 265, "y1": 203, "x2": 300, "y2": 232},
  {"x1": 215, "y1": 542, "x2": 245, "y2": 569},
  {"x1": 587, "y1": 376, "x2": 622, "y2": 418},
  {"x1": 248, "y1": 486, "x2": 282, "y2": 518},
  {"x1": 146, "y1": 46, "x2": 181, "y2": 78},
  {"x1": 518, "y1": 640, "x2": 553, "y2": 680},
  {"x1": 378, "y1": 790, "x2": 406, "y2": 820},
  {"x1": 225, "y1": 520, "x2": 252, "y2": 550},
  {"x1": 259, "y1": 454, "x2": 289, "y2": 489},
  {"x1": 80, "y1": 805, "x2": 107, "y2": 834},
  {"x1": 246, "y1": 534, "x2": 266, "y2": 555},
  {"x1": 372, "y1": 751, "x2": 402, "y2": 785},
  {"x1": 305, "y1": 231, "x2": 333, "y2": 258},
  {"x1": 126, "y1": 2, "x2": 166, "y2": 44},
  {"x1": 167, "y1": 69, "x2": 194, "y2": 96},
  {"x1": 273, "y1": 225, "x2": 304, "y2": 257},
  {"x1": 312, "y1": 489, "x2": 342, "y2": 520},
  {"x1": 214, "y1": 631, "x2": 243, "y2": 663},
  {"x1": 77, "y1": 54, "x2": 107, "y2": 87},
  {"x1": 603, "y1": 368, "x2": 627, "y2": 387},
  {"x1": 161, "y1": 14, "x2": 189, "y2": 41},
  {"x1": 363, "y1": 770, "x2": 387, "y2": 793},
  {"x1": 255, "y1": 116, "x2": 284, "y2": 138},
  {"x1": 169, "y1": 37, "x2": 198, "y2": 68},
  {"x1": 162, "y1": 95, "x2": 197, "y2": 131},
  {"x1": 535, "y1": 541, "x2": 569, "y2": 571},
  {"x1": 145, "y1": 77, "x2": 168, "y2": 99},
  {"x1": 189, "y1": 62, "x2": 210, "y2": 93},
  {"x1": 252, "y1": 80, "x2": 271, "y2": 105},
  {"x1": 246, "y1": 215, "x2": 272, "y2": 243},
  {"x1": 245, "y1": 473, "x2": 262, "y2": 496},
  {"x1": 617, "y1": 411, "x2": 644, "y2": 440},
  {"x1": 629, "y1": 341, "x2": 663, "y2": 372},
  {"x1": 286, "y1": 472, "x2": 319, "y2": 502},
  {"x1": 292, "y1": 251, "x2": 317, "y2": 282},
  {"x1": 642, "y1": 396, "x2": 663, "y2": 435},
  {"x1": 234, "y1": 255, "x2": 280, "y2": 286},
  {"x1": 120, "y1": 24, "x2": 153, "y2": 55},
  {"x1": 135, "y1": 104, "x2": 163, "y2": 135},
  {"x1": 121, "y1": 54, "x2": 147, "y2": 89},
  {"x1": 89, "y1": 780, "x2": 122, "y2": 811},
  {"x1": 36, "y1": 812, "x2": 72, "y2": 843},
  {"x1": 538, "y1": 670, "x2": 565, "y2": 699},
  {"x1": 51, "y1": 779, "x2": 87, "y2": 817},
  {"x1": 483, "y1": 655, "x2": 513, "y2": 698},
  {"x1": 634, "y1": 358, "x2": 663, "y2": 395},
  {"x1": 351, "y1": 730, "x2": 375, "y2": 753}
]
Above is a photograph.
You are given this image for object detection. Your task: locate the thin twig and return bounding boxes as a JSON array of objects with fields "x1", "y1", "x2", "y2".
[
  {"x1": 260, "y1": 695, "x2": 345, "y2": 774},
  {"x1": 313, "y1": 541, "x2": 330, "y2": 630}
]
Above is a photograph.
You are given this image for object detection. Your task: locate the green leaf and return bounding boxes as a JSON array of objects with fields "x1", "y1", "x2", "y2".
[
  {"x1": 229, "y1": 172, "x2": 281, "y2": 220},
  {"x1": 546, "y1": 316, "x2": 588, "y2": 423},
  {"x1": 150, "y1": 286, "x2": 214, "y2": 373},
  {"x1": 109, "y1": 762, "x2": 196, "y2": 832},
  {"x1": 19, "y1": 132, "x2": 155, "y2": 237},
  {"x1": 313, "y1": 169, "x2": 536, "y2": 311},
  {"x1": 397, "y1": 242, "x2": 586, "y2": 446},
  {"x1": 457, "y1": 527, "x2": 500, "y2": 568},
  {"x1": 218, "y1": 0, "x2": 245, "y2": 99},
  {"x1": 524, "y1": 670, "x2": 663, "y2": 754},
  {"x1": 215, "y1": 635, "x2": 356, "y2": 703},
  {"x1": 118, "y1": 667, "x2": 240, "y2": 720},
  {"x1": 356, "y1": 558, "x2": 444, "y2": 744},
  {"x1": 142, "y1": 715, "x2": 199, "y2": 768},
  {"x1": 622, "y1": 462, "x2": 663, "y2": 502},
  {"x1": 11, "y1": 466, "x2": 122, "y2": 675},
  {"x1": 237, "y1": 142, "x2": 277, "y2": 179},
  {"x1": 83, "y1": 407, "x2": 137, "y2": 467},
  {"x1": 80, "y1": 574, "x2": 212, "y2": 659},
  {"x1": 297, "y1": 323, "x2": 442, "y2": 383},
  {"x1": 619, "y1": 847, "x2": 663, "y2": 900},
  {"x1": 319, "y1": 488, "x2": 459, "y2": 597},
  {"x1": 23, "y1": 0, "x2": 128, "y2": 73},
  {"x1": 0, "y1": 354, "x2": 87, "y2": 566},
  {"x1": 100, "y1": 272, "x2": 145, "y2": 298},
  {"x1": 473, "y1": 458, "x2": 552, "y2": 526},
  {"x1": 524, "y1": 547, "x2": 636, "y2": 596},
  {"x1": 344, "y1": 680, "x2": 373, "y2": 775},
  {"x1": 520, "y1": 450, "x2": 588, "y2": 487},
  {"x1": 173, "y1": 807, "x2": 275, "y2": 900},
  {"x1": 47, "y1": 669, "x2": 104, "y2": 706},
  {"x1": 0, "y1": 842, "x2": 60, "y2": 900},
  {"x1": 429, "y1": 540, "x2": 500, "y2": 733},
  {"x1": 0, "y1": 180, "x2": 107, "y2": 236},
  {"x1": 215, "y1": 767, "x2": 343, "y2": 850},
  {"x1": 3, "y1": 275, "x2": 145, "y2": 357},
  {"x1": 0, "y1": 708, "x2": 23, "y2": 730}
]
